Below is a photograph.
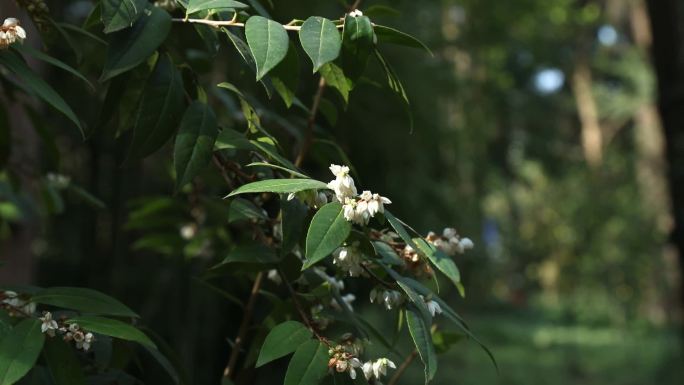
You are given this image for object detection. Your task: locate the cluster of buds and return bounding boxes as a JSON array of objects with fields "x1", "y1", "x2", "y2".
[
  {"x1": 0, "y1": 18, "x2": 26, "y2": 49},
  {"x1": 426, "y1": 228, "x2": 474, "y2": 256},
  {"x1": 288, "y1": 189, "x2": 328, "y2": 209},
  {"x1": 401, "y1": 244, "x2": 435, "y2": 279},
  {"x1": 369, "y1": 288, "x2": 404, "y2": 310},
  {"x1": 328, "y1": 344, "x2": 362, "y2": 379},
  {"x1": 330, "y1": 293, "x2": 356, "y2": 312},
  {"x1": 1, "y1": 290, "x2": 35, "y2": 316},
  {"x1": 349, "y1": 9, "x2": 364, "y2": 18},
  {"x1": 421, "y1": 295, "x2": 443, "y2": 317},
  {"x1": 38, "y1": 312, "x2": 95, "y2": 351},
  {"x1": 16, "y1": 0, "x2": 50, "y2": 32},
  {"x1": 326, "y1": 165, "x2": 392, "y2": 225},
  {"x1": 332, "y1": 243, "x2": 365, "y2": 277}
]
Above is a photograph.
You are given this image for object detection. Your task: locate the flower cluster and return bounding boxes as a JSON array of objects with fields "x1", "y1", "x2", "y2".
[
  {"x1": 1, "y1": 290, "x2": 35, "y2": 316},
  {"x1": 349, "y1": 9, "x2": 364, "y2": 18},
  {"x1": 38, "y1": 311, "x2": 95, "y2": 351},
  {"x1": 0, "y1": 18, "x2": 26, "y2": 50},
  {"x1": 328, "y1": 345, "x2": 362, "y2": 379},
  {"x1": 426, "y1": 228, "x2": 474, "y2": 256},
  {"x1": 16, "y1": 0, "x2": 50, "y2": 31},
  {"x1": 326, "y1": 164, "x2": 392, "y2": 225},
  {"x1": 332, "y1": 243, "x2": 365, "y2": 277},
  {"x1": 362, "y1": 357, "x2": 397, "y2": 383},
  {"x1": 288, "y1": 190, "x2": 328, "y2": 209},
  {"x1": 369, "y1": 288, "x2": 404, "y2": 310}
]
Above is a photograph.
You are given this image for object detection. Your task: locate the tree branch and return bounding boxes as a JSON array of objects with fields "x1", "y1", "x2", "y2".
[
  {"x1": 172, "y1": 18, "x2": 344, "y2": 31},
  {"x1": 223, "y1": 271, "x2": 265, "y2": 379},
  {"x1": 387, "y1": 349, "x2": 418, "y2": 385},
  {"x1": 295, "y1": 76, "x2": 327, "y2": 167}
]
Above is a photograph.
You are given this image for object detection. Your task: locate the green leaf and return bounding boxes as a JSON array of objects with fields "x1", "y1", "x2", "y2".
[
  {"x1": 0, "y1": 318, "x2": 45, "y2": 385},
  {"x1": 374, "y1": 50, "x2": 413, "y2": 131},
  {"x1": 126, "y1": 54, "x2": 185, "y2": 161},
  {"x1": 246, "y1": 162, "x2": 310, "y2": 179},
  {"x1": 228, "y1": 198, "x2": 267, "y2": 223},
  {"x1": 269, "y1": 42, "x2": 300, "y2": 108},
  {"x1": 374, "y1": 25, "x2": 433, "y2": 55},
  {"x1": 174, "y1": 101, "x2": 218, "y2": 189},
  {"x1": 299, "y1": 17, "x2": 342, "y2": 72},
  {"x1": 43, "y1": 338, "x2": 87, "y2": 385},
  {"x1": 256, "y1": 321, "x2": 313, "y2": 367},
  {"x1": 214, "y1": 127, "x2": 255, "y2": 151},
  {"x1": 320, "y1": 62, "x2": 351, "y2": 104},
  {"x1": 406, "y1": 305, "x2": 437, "y2": 384},
  {"x1": 341, "y1": 15, "x2": 374, "y2": 82},
  {"x1": 31, "y1": 287, "x2": 138, "y2": 318},
  {"x1": 281, "y1": 197, "x2": 309, "y2": 254},
  {"x1": 384, "y1": 210, "x2": 419, "y2": 251},
  {"x1": 413, "y1": 238, "x2": 461, "y2": 287},
  {"x1": 222, "y1": 28, "x2": 273, "y2": 98},
  {"x1": 245, "y1": 16, "x2": 290, "y2": 80},
  {"x1": 101, "y1": 5, "x2": 171, "y2": 81},
  {"x1": 283, "y1": 340, "x2": 329, "y2": 385},
  {"x1": 14, "y1": 45, "x2": 93, "y2": 90},
  {"x1": 66, "y1": 316, "x2": 156, "y2": 349},
  {"x1": 303, "y1": 202, "x2": 352, "y2": 269},
  {"x1": 186, "y1": 0, "x2": 249, "y2": 14},
  {"x1": 0, "y1": 51, "x2": 83, "y2": 136},
  {"x1": 219, "y1": 244, "x2": 279, "y2": 265},
  {"x1": 226, "y1": 179, "x2": 329, "y2": 198},
  {"x1": 101, "y1": 0, "x2": 148, "y2": 33}
]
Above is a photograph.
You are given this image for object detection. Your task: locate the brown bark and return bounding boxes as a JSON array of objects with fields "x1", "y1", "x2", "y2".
[{"x1": 572, "y1": 58, "x2": 603, "y2": 168}]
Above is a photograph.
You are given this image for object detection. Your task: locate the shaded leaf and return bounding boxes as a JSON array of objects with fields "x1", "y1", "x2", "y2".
[
  {"x1": 406, "y1": 305, "x2": 437, "y2": 384},
  {"x1": 341, "y1": 15, "x2": 374, "y2": 82},
  {"x1": 66, "y1": 316, "x2": 156, "y2": 349},
  {"x1": 281, "y1": 197, "x2": 309, "y2": 254},
  {"x1": 374, "y1": 50, "x2": 413, "y2": 131},
  {"x1": 14, "y1": 45, "x2": 93, "y2": 89},
  {"x1": 126, "y1": 54, "x2": 185, "y2": 161},
  {"x1": 320, "y1": 63, "x2": 351, "y2": 104},
  {"x1": 269, "y1": 42, "x2": 300, "y2": 108},
  {"x1": 0, "y1": 51, "x2": 83, "y2": 136},
  {"x1": 101, "y1": 6, "x2": 171, "y2": 81},
  {"x1": 101, "y1": 0, "x2": 148, "y2": 33},
  {"x1": 283, "y1": 340, "x2": 329, "y2": 385},
  {"x1": 174, "y1": 101, "x2": 218, "y2": 189},
  {"x1": 222, "y1": 28, "x2": 273, "y2": 97},
  {"x1": 228, "y1": 198, "x2": 267, "y2": 223},
  {"x1": 256, "y1": 321, "x2": 313, "y2": 367},
  {"x1": 31, "y1": 287, "x2": 138, "y2": 318},
  {"x1": 186, "y1": 0, "x2": 249, "y2": 14},
  {"x1": 44, "y1": 338, "x2": 87, "y2": 385},
  {"x1": 374, "y1": 25, "x2": 433, "y2": 55}
]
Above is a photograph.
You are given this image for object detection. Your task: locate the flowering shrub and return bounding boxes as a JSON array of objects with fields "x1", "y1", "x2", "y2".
[{"x1": 0, "y1": 1, "x2": 494, "y2": 385}]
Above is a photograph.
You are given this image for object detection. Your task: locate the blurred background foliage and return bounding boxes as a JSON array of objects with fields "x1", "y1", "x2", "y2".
[{"x1": 1, "y1": 0, "x2": 683, "y2": 384}]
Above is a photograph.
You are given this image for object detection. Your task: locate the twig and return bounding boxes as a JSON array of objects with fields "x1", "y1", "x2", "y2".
[
  {"x1": 349, "y1": 0, "x2": 363, "y2": 11},
  {"x1": 295, "y1": 77, "x2": 327, "y2": 167},
  {"x1": 387, "y1": 350, "x2": 418, "y2": 385},
  {"x1": 223, "y1": 271, "x2": 265, "y2": 379},
  {"x1": 361, "y1": 264, "x2": 396, "y2": 289},
  {"x1": 212, "y1": 154, "x2": 236, "y2": 191},
  {"x1": 278, "y1": 269, "x2": 331, "y2": 346},
  {"x1": 173, "y1": 18, "x2": 343, "y2": 31}
]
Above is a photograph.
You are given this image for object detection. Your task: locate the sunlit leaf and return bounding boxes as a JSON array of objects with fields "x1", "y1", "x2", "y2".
[
  {"x1": 245, "y1": 16, "x2": 290, "y2": 80},
  {"x1": 303, "y1": 202, "x2": 352, "y2": 269},
  {"x1": 299, "y1": 17, "x2": 342, "y2": 72},
  {"x1": 186, "y1": 0, "x2": 249, "y2": 14},
  {"x1": 0, "y1": 319, "x2": 45, "y2": 385},
  {"x1": 413, "y1": 238, "x2": 461, "y2": 287},
  {"x1": 320, "y1": 62, "x2": 351, "y2": 104},
  {"x1": 227, "y1": 179, "x2": 328, "y2": 197}
]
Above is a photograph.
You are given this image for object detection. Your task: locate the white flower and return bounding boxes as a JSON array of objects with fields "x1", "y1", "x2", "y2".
[
  {"x1": 370, "y1": 288, "x2": 404, "y2": 310},
  {"x1": 314, "y1": 267, "x2": 346, "y2": 291},
  {"x1": 2, "y1": 291, "x2": 35, "y2": 316},
  {"x1": 267, "y1": 269, "x2": 282, "y2": 285},
  {"x1": 333, "y1": 245, "x2": 365, "y2": 277},
  {"x1": 39, "y1": 312, "x2": 59, "y2": 337},
  {"x1": 75, "y1": 332, "x2": 94, "y2": 351},
  {"x1": 0, "y1": 18, "x2": 26, "y2": 49},
  {"x1": 369, "y1": 193, "x2": 391, "y2": 216},
  {"x1": 458, "y1": 237, "x2": 474, "y2": 252},
  {"x1": 327, "y1": 164, "x2": 357, "y2": 203},
  {"x1": 350, "y1": 9, "x2": 364, "y2": 17},
  {"x1": 179, "y1": 224, "x2": 196, "y2": 240},
  {"x1": 422, "y1": 296, "x2": 442, "y2": 317},
  {"x1": 372, "y1": 358, "x2": 396, "y2": 379},
  {"x1": 332, "y1": 293, "x2": 356, "y2": 311},
  {"x1": 443, "y1": 227, "x2": 458, "y2": 239},
  {"x1": 362, "y1": 361, "x2": 374, "y2": 380}
]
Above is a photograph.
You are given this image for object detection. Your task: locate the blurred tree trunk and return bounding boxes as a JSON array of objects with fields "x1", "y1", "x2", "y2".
[
  {"x1": 0, "y1": 1, "x2": 39, "y2": 285},
  {"x1": 646, "y1": 0, "x2": 684, "y2": 315},
  {"x1": 572, "y1": 57, "x2": 603, "y2": 168}
]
